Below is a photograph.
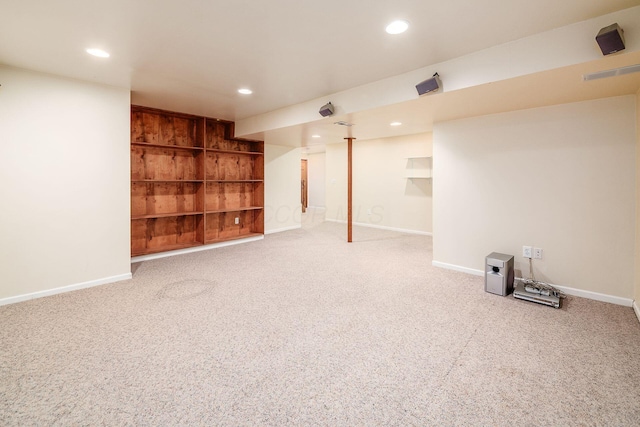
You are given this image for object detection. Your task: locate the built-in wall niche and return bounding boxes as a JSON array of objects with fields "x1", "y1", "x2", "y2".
[
  {"x1": 405, "y1": 156, "x2": 432, "y2": 179},
  {"x1": 130, "y1": 105, "x2": 264, "y2": 257}
]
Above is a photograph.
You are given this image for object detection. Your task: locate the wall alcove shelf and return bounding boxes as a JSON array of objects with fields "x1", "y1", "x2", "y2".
[
  {"x1": 405, "y1": 156, "x2": 432, "y2": 179},
  {"x1": 130, "y1": 105, "x2": 264, "y2": 257}
]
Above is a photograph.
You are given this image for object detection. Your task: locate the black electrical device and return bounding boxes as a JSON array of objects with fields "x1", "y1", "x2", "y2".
[{"x1": 596, "y1": 23, "x2": 625, "y2": 55}]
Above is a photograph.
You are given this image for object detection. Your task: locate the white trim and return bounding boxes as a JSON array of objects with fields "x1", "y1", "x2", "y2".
[
  {"x1": 131, "y1": 235, "x2": 264, "y2": 263},
  {"x1": 432, "y1": 260, "x2": 633, "y2": 307},
  {"x1": 633, "y1": 300, "x2": 640, "y2": 324},
  {"x1": 541, "y1": 282, "x2": 633, "y2": 307},
  {"x1": 265, "y1": 225, "x2": 302, "y2": 235},
  {"x1": 325, "y1": 218, "x2": 432, "y2": 236},
  {"x1": 0, "y1": 273, "x2": 132, "y2": 307},
  {"x1": 432, "y1": 260, "x2": 484, "y2": 276}
]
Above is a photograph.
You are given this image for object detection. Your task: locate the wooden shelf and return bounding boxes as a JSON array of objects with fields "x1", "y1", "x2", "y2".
[
  {"x1": 131, "y1": 181, "x2": 204, "y2": 218},
  {"x1": 205, "y1": 181, "x2": 263, "y2": 213},
  {"x1": 205, "y1": 151, "x2": 262, "y2": 181},
  {"x1": 131, "y1": 212, "x2": 203, "y2": 220},
  {"x1": 131, "y1": 146, "x2": 204, "y2": 181},
  {"x1": 205, "y1": 207, "x2": 263, "y2": 214},
  {"x1": 131, "y1": 105, "x2": 264, "y2": 257},
  {"x1": 131, "y1": 108, "x2": 203, "y2": 148},
  {"x1": 205, "y1": 210, "x2": 264, "y2": 242},
  {"x1": 131, "y1": 179, "x2": 204, "y2": 183},
  {"x1": 131, "y1": 242, "x2": 201, "y2": 257},
  {"x1": 206, "y1": 148, "x2": 263, "y2": 156},
  {"x1": 131, "y1": 142, "x2": 203, "y2": 151},
  {"x1": 131, "y1": 215, "x2": 204, "y2": 255},
  {"x1": 207, "y1": 179, "x2": 263, "y2": 183},
  {"x1": 205, "y1": 232, "x2": 263, "y2": 245},
  {"x1": 205, "y1": 121, "x2": 263, "y2": 153}
]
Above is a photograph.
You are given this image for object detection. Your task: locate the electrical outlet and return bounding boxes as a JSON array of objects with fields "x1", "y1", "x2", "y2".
[
  {"x1": 523, "y1": 246, "x2": 532, "y2": 258},
  {"x1": 534, "y1": 248, "x2": 543, "y2": 259},
  {"x1": 234, "y1": 217, "x2": 239, "y2": 225}
]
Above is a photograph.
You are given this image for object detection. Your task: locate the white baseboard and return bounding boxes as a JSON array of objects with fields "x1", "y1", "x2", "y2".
[
  {"x1": 633, "y1": 300, "x2": 640, "y2": 324},
  {"x1": 432, "y1": 260, "x2": 483, "y2": 276},
  {"x1": 325, "y1": 218, "x2": 432, "y2": 236},
  {"x1": 0, "y1": 273, "x2": 132, "y2": 307},
  {"x1": 131, "y1": 235, "x2": 264, "y2": 263},
  {"x1": 546, "y1": 282, "x2": 633, "y2": 307},
  {"x1": 432, "y1": 260, "x2": 634, "y2": 307},
  {"x1": 265, "y1": 225, "x2": 302, "y2": 235}
]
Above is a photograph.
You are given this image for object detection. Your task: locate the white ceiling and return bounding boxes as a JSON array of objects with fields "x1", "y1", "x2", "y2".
[
  {"x1": 1, "y1": 0, "x2": 638, "y2": 126},
  {"x1": 278, "y1": 49, "x2": 640, "y2": 154}
]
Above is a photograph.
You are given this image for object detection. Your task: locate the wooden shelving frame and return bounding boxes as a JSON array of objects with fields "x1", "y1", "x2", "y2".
[{"x1": 130, "y1": 106, "x2": 264, "y2": 257}]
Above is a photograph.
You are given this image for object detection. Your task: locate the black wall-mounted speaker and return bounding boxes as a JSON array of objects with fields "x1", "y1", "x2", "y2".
[
  {"x1": 319, "y1": 102, "x2": 334, "y2": 117},
  {"x1": 596, "y1": 23, "x2": 625, "y2": 55},
  {"x1": 416, "y1": 73, "x2": 441, "y2": 96}
]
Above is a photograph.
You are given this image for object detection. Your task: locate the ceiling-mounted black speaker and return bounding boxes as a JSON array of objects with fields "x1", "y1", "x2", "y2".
[
  {"x1": 596, "y1": 23, "x2": 625, "y2": 55},
  {"x1": 416, "y1": 73, "x2": 441, "y2": 96},
  {"x1": 319, "y1": 102, "x2": 334, "y2": 117}
]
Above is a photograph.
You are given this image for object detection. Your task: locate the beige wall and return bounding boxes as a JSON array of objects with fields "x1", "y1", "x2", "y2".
[
  {"x1": 0, "y1": 66, "x2": 131, "y2": 303},
  {"x1": 325, "y1": 133, "x2": 433, "y2": 234},
  {"x1": 636, "y1": 89, "x2": 640, "y2": 310},
  {"x1": 307, "y1": 152, "x2": 326, "y2": 208},
  {"x1": 433, "y1": 96, "x2": 636, "y2": 303},
  {"x1": 325, "y1": 143, "x2": 347, "y2": 222},
  {"x1": 264, "y1": 145, "x2": 302, "y2": 234}
]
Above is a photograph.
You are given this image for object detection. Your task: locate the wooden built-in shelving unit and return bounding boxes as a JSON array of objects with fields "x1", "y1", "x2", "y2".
[{"x1": 130, "y1": 106, "x2": 264, "y2": 257}]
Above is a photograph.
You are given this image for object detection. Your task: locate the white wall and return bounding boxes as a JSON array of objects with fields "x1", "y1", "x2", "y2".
[
  {"x1": 325, "y1": 144, "x2": 347, "y2": 222},
  {"x1": 433, "y1": 96, "x2": 636, "y2": 302},
  {"x1": 635, "y1": 88, "x2": 640, "y2": 314},
  {"x1": 307, "y1": 152, "x2": 326, "y2": 208},
  {"x1": 325, "y1": 133, "x2": 433, "y2": 234},
  {"x1": 264, "y1": 144, "x2": 302, "y2": 234},
  {"x1": 0, "y1": 65, "x2": 131, "y2": 303}
]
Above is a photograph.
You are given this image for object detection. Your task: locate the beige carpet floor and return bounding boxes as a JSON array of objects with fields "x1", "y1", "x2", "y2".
[{"x1": 1, "y1": 211, "x2": 640, "y2": 426}]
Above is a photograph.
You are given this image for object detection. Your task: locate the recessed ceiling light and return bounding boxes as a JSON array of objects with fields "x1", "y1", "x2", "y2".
[
  {"x1": 86, "y1": 48, "x2": 110, "y2": 58},
  {"x1": 390, "y1": 122, "x2": 402, "y2": 126},
  {"x1": 386, "y1": 20, "x2": 409, "y2": 35},
  {"x1": 312, "y1": 134, "x2": 321, "y2": 138},
  {"x1": 238, "y1": 88, "x2": 253, "y2": 95}
]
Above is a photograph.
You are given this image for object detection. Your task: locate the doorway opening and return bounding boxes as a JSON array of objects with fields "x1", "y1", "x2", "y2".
[{"x1": 301, "y1": 159, "x2": 308, "y2": 213}]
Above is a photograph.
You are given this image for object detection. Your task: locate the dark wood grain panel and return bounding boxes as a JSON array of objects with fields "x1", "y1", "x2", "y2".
[
  {"x1": 131, "y1": 146, "x2": 203, "y2": 181},
  {"x1": 132, "y1": 106, "x2": 201, "y2": 148},
  {"x1": 131, "y1": 215, "x2": 204, "y2": 255},
  {"x1": 205, "y1": 153, "x2": 257, "y2": 181},
  {"x1": 131, "y1": 182, "x2": 204, "y2": 217},
  {"x1": 205, "y1": 182, "x2": 260, "y2": 211}
]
